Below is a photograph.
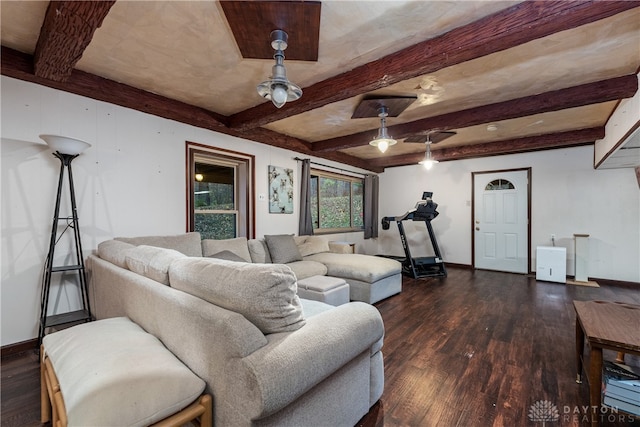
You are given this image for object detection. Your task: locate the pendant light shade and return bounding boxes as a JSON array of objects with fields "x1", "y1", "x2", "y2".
[
  {"x1": 257, "y1": 30, "x2": 302, "y2": 108},
  {"x1": 418, "y1": 136, "x2": 439, "y2": 170},
  {"x1": 370, "y1": 106, "x2": 397, "y2": 153}
]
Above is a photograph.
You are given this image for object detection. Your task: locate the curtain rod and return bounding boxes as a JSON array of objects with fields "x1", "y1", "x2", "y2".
[{"x1": 293, "y1": 157, "x2": 369, "y2": 177}]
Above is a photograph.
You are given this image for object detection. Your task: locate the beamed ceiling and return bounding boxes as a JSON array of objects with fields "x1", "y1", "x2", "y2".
[{"x1": 1, "y1": 1, "x2": 639, "y2": 173}]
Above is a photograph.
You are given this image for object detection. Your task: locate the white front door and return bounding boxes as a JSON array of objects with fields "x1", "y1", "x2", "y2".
[{"x1": 473, "y1": 169, "x2": 529, "y2": 273}]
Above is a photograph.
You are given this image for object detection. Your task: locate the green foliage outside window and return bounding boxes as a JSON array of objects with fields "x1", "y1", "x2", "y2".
[
  {"x1": 194, "y1": 181, "x2": 236, "y2": 239},
  {"x1": 311, "y1": 173, "x2": 364, "y2": 232},
  {"x1": 194, "y1": 213, "x2": 236, "y2": 240}
]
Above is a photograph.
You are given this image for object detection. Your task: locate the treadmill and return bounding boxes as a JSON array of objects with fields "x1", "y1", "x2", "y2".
[{"x1": 381, "y1": 192, "x2": 447, "y2": 278}]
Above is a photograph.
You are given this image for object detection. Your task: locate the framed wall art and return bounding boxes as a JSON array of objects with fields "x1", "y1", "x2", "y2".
[{"x1": 268, "y1": 165, "x2": 294, "y2": 214}]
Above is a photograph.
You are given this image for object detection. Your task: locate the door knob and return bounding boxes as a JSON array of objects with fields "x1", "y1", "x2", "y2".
[{"x1": 475, "y1": 227, "x2": 480, "y2": 231}]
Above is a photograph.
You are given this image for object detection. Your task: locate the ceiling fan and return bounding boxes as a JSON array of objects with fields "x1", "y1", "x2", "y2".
[
  {"x1": 404, "y1": 130, "x2": 457, "y2": 170},
  {"x1": 403, "y1": 130, "x2": 457, "y2": 144}
]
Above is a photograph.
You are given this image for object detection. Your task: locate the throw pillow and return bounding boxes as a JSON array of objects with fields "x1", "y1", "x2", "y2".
[
  {"x1": 125, "y1": 245, "x2": 186, "y2": 285},
  {"x1": 247, "y1": 239, "x2": 272, "y2": 263},
  {"x1": 297, "y1": 236, "x2": 330, "y2": 257},
  {"x1": 264, "y1": 234, "x2": 303, "y2": 264},
  {"x1": 201, "y1": 237, "x2": 252, "y2": 262},
  {"x1": 208, "y1": 250, "x2": 247, "y2": 262},
  {"x1": 169, "y1": 258, "x2": 305, "y2": 334}
]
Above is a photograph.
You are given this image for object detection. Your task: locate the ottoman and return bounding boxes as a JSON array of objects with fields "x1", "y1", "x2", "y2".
[
  {"x1": 297, "y1": 275, "x2": 350, "y2": 306},
  {"x1": 41, "y1": 317, "x2": 212, "y2": 427}
]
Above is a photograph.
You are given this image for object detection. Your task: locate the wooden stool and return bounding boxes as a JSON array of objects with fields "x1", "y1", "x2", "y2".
[{"x1": 41, "y1": 317, "x2": 212, "y2": 427}]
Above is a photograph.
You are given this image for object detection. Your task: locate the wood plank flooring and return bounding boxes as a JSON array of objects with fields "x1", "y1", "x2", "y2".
[{"x1": 2, "y1": 267, "x2": 639, "y2": 427}]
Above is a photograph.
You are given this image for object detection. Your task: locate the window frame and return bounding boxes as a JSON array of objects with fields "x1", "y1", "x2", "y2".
[
  {"x1": 186, "y1": 142, "x2": 255, "y2": 239},
  {"x1": 310, "y1": 168, "x2": 364, "y2": 234}
]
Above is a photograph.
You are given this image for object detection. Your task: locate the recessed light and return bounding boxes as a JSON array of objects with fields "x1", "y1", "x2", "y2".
[{"x1": 486, "y1": 124, "x2": 498, "y2": 132}]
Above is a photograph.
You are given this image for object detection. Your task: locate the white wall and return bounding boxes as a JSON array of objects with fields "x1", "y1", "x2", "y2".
[
  {"x1": 378, "y1": 147, "x2": 640, "y2": 282},
  {"x1": 2, "y1": 76, "x2": 639, "y2": 346},
  {"x1": 0, "y1": 76, "x2": 369, "y2": 346}
]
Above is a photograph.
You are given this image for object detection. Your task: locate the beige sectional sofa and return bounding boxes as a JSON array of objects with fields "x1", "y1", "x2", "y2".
[
  {"x1": 87, "y1": 232, "x2": 391, "y2": 426},
  {"x1": 197, "y1": 233, "x2": 402, "y2": 304}
]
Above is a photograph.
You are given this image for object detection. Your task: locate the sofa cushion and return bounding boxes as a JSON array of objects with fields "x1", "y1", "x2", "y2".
[
  {"x1": 201, "y1": 237, "x2": 252, "y2": 262},
  {"x1": 264, "y1": 234, "x2": 303, "y2": 264},
  {"x1": 169, "y1": 258, "x2": 305, "y2": 334},
  {"x1": 297, "y1": 236, "x2": 330, "y2": 257},
  {"x1": 42, "y1": 317, "x2": 205, "y2": 427},
  {"x1": 208, "y1": 250, "x2": 247, "y2": 262},
  {"x1": 248, "y1": 239, "x2": 272, "y2": 263},
  {"x1": 97, "y1": 240, "x2": 135, "y2": 268},
  {"x1": 286, "y1": 260, "x2": 328, "y2": 280},
  {"x1": 304, "y1": 253, "x2": 402, "y2": 284},
  {"x1": 125, "y1": 245, "x2": 187, "y2": 285},
  {"x1": 116, "y1": 232, "x2": 202, "y2": 257}
]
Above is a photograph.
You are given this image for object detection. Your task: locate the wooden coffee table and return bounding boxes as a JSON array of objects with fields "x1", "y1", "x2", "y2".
[{"x1": 574, "y1": 300, "x2": 640, "y2": 425}]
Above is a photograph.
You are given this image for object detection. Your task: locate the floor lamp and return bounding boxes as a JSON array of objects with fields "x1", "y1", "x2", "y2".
[{"x1": 38, "y1": 135, "x2": 93, "y2": 344}]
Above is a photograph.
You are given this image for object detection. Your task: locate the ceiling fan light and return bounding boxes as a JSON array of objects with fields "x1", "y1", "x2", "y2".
[
  {"x1": 370, "y1": 106, "x2": 397, "y2": 153},
  {"x1": 370, "y1": 137, "x2": 395, "y2": 153},
  {"x1": 257, "y1": 30, "x2": 302, "y2": 108},
  {"x1": 271, "y1": 84, "x2": 289, "y2": 107},
  {"x1": 418, "y1": 141, "x2": 438, "y2": 170},
  {"x1": 419, "y1": 156, "x2": 439, "y2": 170}
]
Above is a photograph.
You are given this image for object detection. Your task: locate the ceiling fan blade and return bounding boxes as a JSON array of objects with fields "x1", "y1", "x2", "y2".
[
  {"x1": 403, "y1": 135, "x2": 428, "y2": 143},
  {"x1": 430, "y1": 131, "x2": 457, "y2": 143},
  {"x1": 403, "y1": 130, "x2": 457, "y2": 144}
]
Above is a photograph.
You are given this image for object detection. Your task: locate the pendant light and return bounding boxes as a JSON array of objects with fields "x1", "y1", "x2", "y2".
[
  {"x1": 257, "y1": 30, "x2": 302, "y2": 108},
  {"x1": 370, "y1": 106, "x2": 397, "y2": 153},
  {"x1": 419, "y1": 136, "x2": 439, "y2": 170}
]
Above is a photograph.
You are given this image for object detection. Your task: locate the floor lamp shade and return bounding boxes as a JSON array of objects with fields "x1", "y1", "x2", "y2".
[{"x1": 40, "y1": 134, "x2": 91, "y2": 155}]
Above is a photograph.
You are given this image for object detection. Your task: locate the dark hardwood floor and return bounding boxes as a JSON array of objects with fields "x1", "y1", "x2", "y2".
[{"x1": 2, "y1": 267, "x2": 639, "y2": 427}]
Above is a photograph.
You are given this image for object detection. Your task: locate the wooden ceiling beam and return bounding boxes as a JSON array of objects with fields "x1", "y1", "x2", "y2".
[
  {"x1": 34, "y1": 1, "x2": 115, "y2": 82},
  {"x1": 371, "y1": 127, "x2": 605, "y2": 169},
  {"x1": 312, "y1": 75, "x2": 638, "y2": 152},
  {"x1": 1, "y1": 46, "x2": 382, "y2": 173},
  {"x1": 228, "y1": 1, "x2": 640, "y2": 130}
]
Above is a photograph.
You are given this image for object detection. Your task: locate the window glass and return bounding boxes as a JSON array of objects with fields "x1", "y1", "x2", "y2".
[
  {"x1": 193, "y1": 162, "x2": 237, "y2": 239},
  {"x1": 485, "y1": 179, "x2": 515, "y2": 190},
  {"x1": 310, "y1": 169, "x2": 364, "y2": 233},
  {"x1": 352, "y1": 181, "x2": 364, "y2": 228},
  {"x1": 187, "y1": 143, "x2": 254, "y2": 239}
]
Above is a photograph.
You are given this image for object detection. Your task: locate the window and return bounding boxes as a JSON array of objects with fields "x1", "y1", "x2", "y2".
[
  {"x1": 485, "y1": 179, "x2": 515, "y2": 190},
  {"x1": 310, "y1": 169, "x2": 363, "y2": 233},
  {"x1": 186, "y1": 142, "x2": 254, "y2": 239}
]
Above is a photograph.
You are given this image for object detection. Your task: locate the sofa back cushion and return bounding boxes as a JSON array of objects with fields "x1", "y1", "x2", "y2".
[
  {"x1": 201, "y1": 237, "x2": 252, "y2": 262},
  {"x1": 264, "y1": 234, "x2": 303, "y2": 264},
  {"x1": 97, "y1": 240, "x2": 136, "y2": 268},
  {"x1": 125, "y1": 245, "x2": 187, "y2": 285},
  {"x1": 115, "y1": 232, "x2": 203, "y2": 257},
  {"x1": 297, "y1": 236, "x2": 330, "y2": 257},
  {"x1": 169, "y1": 258, "x2": 305, "y2": 334}
]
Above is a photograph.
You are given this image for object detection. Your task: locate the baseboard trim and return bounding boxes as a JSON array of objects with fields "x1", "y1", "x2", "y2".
[
  {"x1": 445, "y1": 262, "x2": 472, "y2": 270},
  {"x1": 591, "y1": 277, "x2": 640, "y2": 289},
  {"x1": 1, "y1": 338, "x2": 38, "y2": 360}
]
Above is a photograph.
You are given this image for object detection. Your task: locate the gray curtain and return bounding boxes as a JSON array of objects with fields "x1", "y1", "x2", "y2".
[
  {"x1": 363, "y1": 174, "x2": 379, "y2": 239},
  {"x1": 298, "y1": 159, "x2": 314, "y2": 236}
]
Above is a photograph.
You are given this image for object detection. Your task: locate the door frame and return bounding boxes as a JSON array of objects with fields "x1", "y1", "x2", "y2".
[{"x1": 471, "y1": 167, "x2": 532, "y2": 273}]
